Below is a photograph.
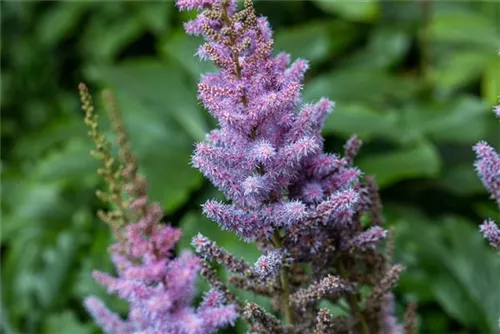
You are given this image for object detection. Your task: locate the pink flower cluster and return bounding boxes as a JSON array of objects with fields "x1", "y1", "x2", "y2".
[{"x1": 84, "y1": 198, "x2": 237, "y2": 334}]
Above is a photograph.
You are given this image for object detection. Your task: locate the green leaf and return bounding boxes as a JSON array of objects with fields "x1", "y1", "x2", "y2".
[
  {"x1": 38, "y1": 2, "x2": 91, "y2": 46},
  {"x1": 390, "y1": 97, "x2": 489, "y2": 145},
  {"x1": 474, "y1": 203, "x2": 500, "y2": 224},
  {"x1": 313, "y1": 0, "x2": 378, "y2": 22},
  {"x1": 81, "y1": 7, "x2": 143, "y2": 62},
  {"x1": 36, "y1": 232, "x2": 80, "y2": 308},
  {"x1": 357, "y1": 141, "x2": 441, "y2": 187},
  {"x1": 432, "y1": 51, "x2": 490, "y2": 93},
  {"x1": 394, "y1": 208, "x2": 500, "y2": 332},
  {"x1": 13, "y1": 117, "x2": 88, "y2": 161},
  {"x1": 1, "y1": 182, "x2": 69, "y2": 242},
  {"x1": 274, "y1": 21, "x2": 357, "y2": 64},
  {"x1": 86, "y1": 60, "x2": 209, "y2": 211},
  {"x1": 341, "y1": 27, "x2": 410, "y2": 70},
  {"x1": 111, "y1": 91, "x2": 204, "y2": 213},
  {"x1": 481, "y1": 57, "x2": 500, "y2": 105},
  {"x1": 1, "y1": 298, "x2": 16, "y2": 334},
  {"x1": 33, "y1": 138, "x2": 98, "y2": 187},
  {"x1": 160, "y1": 32, "x2": 217, "y2": 81},
  {"x1": 413, "y1": 96, "x2": 490, "y2": 144},
  {"x1": 42, "y1": 311, "x2": 95, "y2": 334},
  {"x1": 322, "y1": 103, "x2": 399, "y2": 141},
  {"x1": 430, "y1": 9, "x2": 499, "y2": 49},
  {"x1": 432, "y1": 218, "x2": 500, "y2": 332},
  {"x1": 303, "y1": 69, "x2": 421, "y2": 108},
  {"x1": 439, "y1": 163, "x2": 486, "y2": 196},
  {"x1": 274, "y1": 21, "x2": 330, "y2": 64},
  {"x1": 136, "y1": 2, "x2": 172, "y2": 35},
  {"x1": 89, "y1": 60, "x2": 208, "y2": 141}
]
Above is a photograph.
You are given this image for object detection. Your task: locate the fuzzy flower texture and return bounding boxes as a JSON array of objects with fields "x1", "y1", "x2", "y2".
[
  {"x1": 178, "y1": 0, "x2": 407, "y2": 333},
  {"x1": 80, "y1": 85, "x2": 237, "y2": 334},
  {"x1": 182, "y1": 0, "x2": 360, "y2": 244},
  {"x1": 84, "y1": 200, "x2": 237, "y2": 334}
]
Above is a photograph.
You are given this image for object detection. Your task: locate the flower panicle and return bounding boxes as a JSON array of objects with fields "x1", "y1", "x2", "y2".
[
  {"x1": 79, "y1": 83, "x2": 127, "y2": 232},
  {"x1": 176, "y1": 0, "x2": 406, "y2": 332},
  {"x1": 80, "y1": 85, "x2": 237, "y2": 334}
]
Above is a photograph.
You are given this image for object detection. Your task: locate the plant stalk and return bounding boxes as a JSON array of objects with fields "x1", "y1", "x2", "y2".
[
  {"x1": 339, "y1": 260, "x2": 369, "y2": 334},
  {"x1": 272, "y1": 230, "x2": 295, "y2": 332}
]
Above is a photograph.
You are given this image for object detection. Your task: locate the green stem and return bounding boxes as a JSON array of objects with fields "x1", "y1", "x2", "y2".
[
  {"x1": 339, "y1": 261, "x2": 369, "y2": 334},
  {"x1": 272, "y1": 230, "x2": 295, "y2": 332}
]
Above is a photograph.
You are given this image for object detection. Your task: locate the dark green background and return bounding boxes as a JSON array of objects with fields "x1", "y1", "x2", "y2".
[{"x1": 2, "y1": 1, "x2": 500, "y2": 333}]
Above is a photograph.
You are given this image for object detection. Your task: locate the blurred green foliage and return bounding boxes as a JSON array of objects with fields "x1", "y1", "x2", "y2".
[{"x1": 2, "y1": 1, "x2": 499, "y2": 333}]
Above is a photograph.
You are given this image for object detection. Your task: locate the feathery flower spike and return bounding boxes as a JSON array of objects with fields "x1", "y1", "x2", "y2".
[{"x1": 80, "y1": 84, "x2": 237, "y2": 334}]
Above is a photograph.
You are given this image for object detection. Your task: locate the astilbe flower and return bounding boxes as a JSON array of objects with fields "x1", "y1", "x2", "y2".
[
  {"x1": 177, "y1": 1, "x2": 415, "y2": 333},
  {"x1": 79, "y1": 85, "x2": 237, "y2": 334}
]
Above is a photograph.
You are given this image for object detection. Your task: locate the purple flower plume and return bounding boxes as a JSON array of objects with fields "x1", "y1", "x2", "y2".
[
  {"x1": 180, "y1": 0, "x2": 361, "y2": 242},
  {"x1": 85, "y1": 198, "x2": 237, "y2": 333},
  {"x1": 177, "y1": 0, "x2": 403, "y2": 331},
  {"x1": 85, "y1": 194, "x2": 237, "y2": 334}
]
